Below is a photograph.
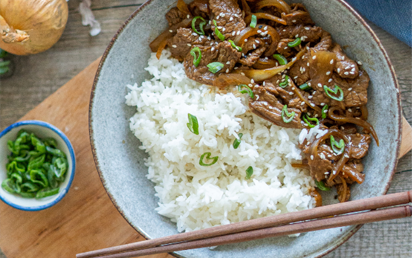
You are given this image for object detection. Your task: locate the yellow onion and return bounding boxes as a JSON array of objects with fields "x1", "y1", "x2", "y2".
[{"x1": 0, "y1": 0, "x2": 69, "y2": 55}]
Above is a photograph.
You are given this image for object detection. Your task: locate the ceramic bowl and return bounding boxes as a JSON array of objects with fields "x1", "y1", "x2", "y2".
[
  {"x1": 0, "y1": 120, "x2": 76, "y2": 211},
  {"x1": 89, "y1": 0, "x2": 402, "y2": 257}
]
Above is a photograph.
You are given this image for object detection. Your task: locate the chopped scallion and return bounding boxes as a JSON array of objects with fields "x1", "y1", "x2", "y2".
[
  {"x1": 330, "y1": 135, "x2": 345, "y2": 155},
  {"x1": 315, "y1": 180, "x2": 330, "y2": 191},
  {"x1": 228, "y1": 39, "x2": 242, "y2": 52},
  {"x1": 238, "y1": 84, "x2": 254, "y2": 99},
  {"x1": 299, "y1": 83, "x2": 312, "y2": 91},
  {"x1": 190, "y1": 47, "x2": 202, "y2": 67},
  {"x1": 323, "y1": 85, "x2": 344, "y2": 101},
  {"x1": 233, "y1": 133, "x2": 243, "y2": 149},
  {"x1": 302, "y1": 113, "x2": 319, "y2": 128},
  {"x1": 281, "y1": 105, "x2": 295, "y2": 123},
  {"x1": 288, "y1": 37, "x2": 301, "y2": 48},
  {"x1": 273, "y1": 54, "x2": 287, "y2": 65},
  {"x1": 199, "y1": 152, "x2": 218, "y2": 166},
  {"x1": 207, "y1": 62, "x2": 224, "y2": 73},
  {"x1": 191, "y1": 16, "x2": 207, "y2": 35},
  {"x1": 250, "y1": 15, "x2": 257, "y2": 28},
  {"x1": 213, "y1": 20, "x2": 225, "y2": 41},
  {"x1": 187, "y1": 113, "x2": 199, "y2": 135},
  {"x1": 322, "y1": 104, "x2": 328, "y2": 119},
  {"x1": 279, "y1": 75, "x2": 290, "y2": 88},
  {"x1": 245, "y1": 166, "x2": 253, "y2": 179}
]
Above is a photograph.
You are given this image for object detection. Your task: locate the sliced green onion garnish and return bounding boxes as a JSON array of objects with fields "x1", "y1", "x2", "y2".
[
  {"x1": 321, "y1": 104, "x2": 328, "y2": 119},
  {"x1": 228, "y1": 39, "x2": 242, "y2": 52},
  {"x1": 250, "y1": 14, "x2": 257, "y2": 28},
  {"x1": 238, "y1": 84, "x2": 255, "y2": 99},
  {"x1": 245, "y1": 166, "x2": 254, "y2": 179},
  {"x1": 288, "y1": 37, "x2": 301, "y2": 48},
  {"x1": 299, "y1": 83, "x2": 312, "y2": 91},
  {"x1": 199, "y1": 152, "x2": 218, "y2": 166},
  {"x1": 330, "y1": 135, "x2": 345, "y2": 155},
  {"x1": 190, "y1": 47, "x2": 202, "y2": 67},
  {"x1": 281, "y1": 105, "x2": 295, "y2": 123},
  {"x1": 207, "y1": 62, "x2": 224, "y2": 73},
  {"x1": 191, "y1": 16, "x2": 206, "y2": 35},
  {"x1": 315, "y1": 180, "x2": 330, "y2": 191},
  {"x1": 323, "y1": 85, "x2": 344, "y2": 101},
  {"x1": 213, "y1": 20, "x2": 225, "y2": 41},
  {"x1": 302, "y1": 113, "x2": 319, "y2": 128},
  {"x1": 0, "y1": 60, "x2": 10, "y2": 75},
  {"x1": 279, "y1": 75, "x2": 290, "y2": 88},
  {"x1": 273, "y1": 54, "x2": 288, "y2": 65},
  {"x1": 233, "y1": 133, "x2": 243, "y2": 149},
  {"x1": 187, "y1": 113, "x2": 199, "y2": 135}
]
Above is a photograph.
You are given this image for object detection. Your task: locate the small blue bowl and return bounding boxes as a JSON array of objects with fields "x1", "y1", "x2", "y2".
[{"x1": 0, "y1": 120, "x2": 76, "y2": 211}]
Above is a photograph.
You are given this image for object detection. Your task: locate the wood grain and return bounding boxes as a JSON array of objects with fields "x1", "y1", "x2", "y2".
[{"x1": 0, "y1": 1, "x2": 410, "y2": 257}]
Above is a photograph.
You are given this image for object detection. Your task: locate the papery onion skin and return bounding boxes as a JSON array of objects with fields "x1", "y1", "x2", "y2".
[{"x1": 0, "y1": 0, "x2": 68, "y2": 55}]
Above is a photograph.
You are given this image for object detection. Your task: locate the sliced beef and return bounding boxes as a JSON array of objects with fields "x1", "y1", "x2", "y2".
[
  {"x1": 168, "y1": 28, "x2": 214, "y2": 61},
  {"x1": 189, "y1": 0, "x2": 210, "y2": 19},
  {"x1": 336, "y1": 181, "x2": 350, "y2": 202},
  {"x1": 281, "y1": 3, "x2": 315, "y2": 26},
  {"x1": 210, "y1": 0, "x2": 246, "y2": 40},
  {"x1": 166, "y1": 7, "x2": 186, "y2": 27},
  {"x1": 313, "y1": 31, "x2": 333, "y2": 51},
  {"x1": 339, "y1": 124, "x2": 357, "y2": 134},
  {"x1": 239, "y1": 46, "x2": 266, "y2": 66},
  {"x1": 341, "y1": 160, "x2": 365, "y2": 184},
  {"x1": 184, "y1": 41, "x2": 241, "y2": 85},
  {"x1": 332, "y1": 44, "x2": 359, "y2": 79},
  {"x1": 278, "y1": 25, "x2": 322, "y2": 43},
  {"x1": 307, "y1": 144, "x2": 339, "y2": 181},
  {"x1": 249, "y1": 86, "x2": 303, "y2": 129},
  {"x1": 347, "y1": 133, "x2": 371, "y2": 159},
  {"x1": 276, "y1": 39, "x2": 295, "y2": 58},
  {"x1": 289, "y1": 51, "x2": 310, "y2": 86},
  {"x1": 332, "y1": 69, "x2": 369, "y2": 107}
]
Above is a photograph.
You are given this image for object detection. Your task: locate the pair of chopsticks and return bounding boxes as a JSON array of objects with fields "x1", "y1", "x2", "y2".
[{"x1": 77, "y1": 190, "x2": 412, "y2": 258}]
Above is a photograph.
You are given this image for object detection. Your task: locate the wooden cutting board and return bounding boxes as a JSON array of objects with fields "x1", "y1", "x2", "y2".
[{"x1": 0, "y1": 58, "x2": 411, "y2": 258}]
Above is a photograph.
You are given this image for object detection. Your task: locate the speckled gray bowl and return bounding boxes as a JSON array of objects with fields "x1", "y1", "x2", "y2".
[{"x1": 89, "y1": 0, "x2": 402, "y2": 257}]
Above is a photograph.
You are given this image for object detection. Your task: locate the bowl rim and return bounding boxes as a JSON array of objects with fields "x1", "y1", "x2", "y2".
[
  {"x1": 89, "y1": 0, "x2": 402, "y2": 257},
  {"x1": 0, "y1": 120, "x2": 76, "y2": 211}
]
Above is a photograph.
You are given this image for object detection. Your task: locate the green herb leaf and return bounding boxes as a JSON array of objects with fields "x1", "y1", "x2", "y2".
[
  {"x1": 238, "y1": 84, "x2": 254, "y2": 99},
  {"x1": 281, "y1": 105, "x2": 295, "y2": 123},
  {"x1": 187, "y1": 113, "x2": 199, "y2": 135},
  {"x1": 315, "y1": 180, "x2": 330, "y2": 191},
  {"x1": 199, "y1": 152, "x2": 218, "y2": 166},
  {"x1": 245, "y1": 166, "x2": 253, "y2": 179},
  {"x1": 207, "y1": 62, "x2": 224, "y2": 74},
  {"x1": 233, "y1": 133, "x2": 243, "y2": 149}
]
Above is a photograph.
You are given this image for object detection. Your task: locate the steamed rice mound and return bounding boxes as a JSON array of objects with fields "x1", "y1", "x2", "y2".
[{"x1": 126, "y1": 50, "x2": 315, "y2": 232}]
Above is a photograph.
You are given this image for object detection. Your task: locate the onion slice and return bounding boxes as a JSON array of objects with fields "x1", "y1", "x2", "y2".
[
  {"x1": 254, "y1": 0, "x2": 292, "y2": 14},
  {"x1": 177, "y1": 0, "x2": 191, "y2": 15},
  {"x1": 245, "y1": 13, "x2": 287, "y2": 26},
  {"x1": 156, "y1": 39, "x2": 168, "y2": 59},
  {"x1": 213, "y1": 73, "x2": 252, "y2": 88},
  {"x1": 238, "y1": 46, "x2": 306, "y2": 81},
  {"x1": 252, "y1": 58, "x2": 278, "y2": 69},
  {"x1": 233, "y1": 24, "x2": 280, "y2": 57}
]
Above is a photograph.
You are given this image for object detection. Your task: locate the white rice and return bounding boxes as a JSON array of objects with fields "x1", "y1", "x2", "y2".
[{"x1": 125, "y1": 50, "x2": 315, "y2": 233}]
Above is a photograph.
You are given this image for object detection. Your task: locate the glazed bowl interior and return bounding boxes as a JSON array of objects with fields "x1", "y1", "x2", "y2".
[
  {"x1": 89, "y1": 0, "x2": 401, "y2": 257},
  {"x1": 0, "y1": 120, "x2": 76, "y2": 211}
]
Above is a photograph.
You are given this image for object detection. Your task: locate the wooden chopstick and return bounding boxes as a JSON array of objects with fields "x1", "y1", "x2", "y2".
[{"x1": 77, "y1": 190, "x2": 412, "y2": 258}]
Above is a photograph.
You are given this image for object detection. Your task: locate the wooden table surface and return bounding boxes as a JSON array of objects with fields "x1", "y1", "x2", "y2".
[{"x1": 0, "y1": 1, "x2": 411, "y2": 257}]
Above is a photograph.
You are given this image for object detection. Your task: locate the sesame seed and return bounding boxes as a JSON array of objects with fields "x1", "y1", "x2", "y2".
[
  {"x1": 307, "y1": 62, "x2": 310, "y2": 66},
  {"x1": 294, "y1": 76, "x2": 298, "y2": 79},
  {"x1": 244, "y1": 39, "x2": 248, "y2": 42},
  {"x1": 251, "y1": 79, "x2": 255, "y2": 83},
  {"x1": 248, "y1": 83, "x2": 253, "y2": 87},
  {"x1": 314, "y1": 114, "x2": 318, "y2": 118},
  {"x1": 226, "y1": 68, "x2": 229, "y2": 73},
  {"x1": 326, "y1": 71, "x2": 331, "y2": 75},
  {"x1": 319, "y1": 153, "x2": 326, "y2": 160},
  {"x1": 256, "y1": 95, "x2": 259, "y2": 100},
  {"x1": 325, "y1": 172, "x2": 329, "y2": 175},
  {"x1": 348, "y1": 108, "x2": 352, "y2": 112},
  {"x1": 308, "y1": 82, "x2": 311, "y2": 86},
  {"x1": 318, "y1": 83, "x2": 322, "y2": 87},
  {"x1": 292, "y1": 57, "x2": 296, "y2": 61},
  {"x1": 330, "y1": 59, "x2": 334, "y2": 64},
  {"x1": 292, "y1": 20, "x2": 296, "y2": 23},
  {"x1": 187, "y1": 43, "x2": 191, "y2": 46},
  {"x1": 348, "y1": 87, "x2": 352, "y2": 91},
  {"x1": 344, "y1": 154, "x2": 350, "y2": 158},
  {"x1": 323, "y1": 109, "x2": 327, "y2": 113},
  {"x1": 241, "y1": 72, "x2": 245, "y2": 76},
  {"x1": 211, "y1": 47, "x2": 215, "y2": 51},
  {"x1": 169, "y1": 30, "x2": 173, "y2": 33},
  {"x1": 236, "y1": 31, "x2": 240, "y2": 35},
  {"x1": 263, "y1": 81, "x2": 266, "y2": 86},
  {"x1": 229, "y1": 17, "x2": 233, "y2": 21},
  {"x1": 344, "y1": 72, "x2": 349, "y2": 75},
  {"x1": 264, "y1": 26, "x2": 268, "y2": 30},
  {"x1": 283, "y1": 29, "x2": 286, "y2": 32},
  {"x1": 253, "y1": 44, "x2": 256, "y2": 49},
  {"x1": 232, "y1": 31, "x2": 236, "y2": 36},
  {"x1": 218, "y1": 26, "x2": 222, "y2": 29},
  {"x1": 311, "y1": 103, "x2": 315, "y2": 107},
  {"x1": 226, "y1": 61, "x2": 230, "y2": 65},
  {"x1": 301, "y1": 36, "x2": 307, "y2": 41},
  {"x1": 289, "y1": 92, "x2": 293, "y2": 95},
  {"x1": 302, "y1": 68, "x2": 306, "y2": 72},
  {"x1": 308, "y1": 96, "x2": 313, "y2": 99},
  {"x1": 357, "y1": 60, "x2": 363, "y2": 65},
  {"x1": 276, "y1": 80, "x2": 280, "y2": 83},
  {"x1": 351, "y1": 64, "x2": 355, "y2": 68},
  {"x1": 187, "y1": 14, "x2": 190, "y2": 18},
  {"x1": 257, "y1": 30, "x2": 262, "y2": 33},
  {"x1": 305, "y1": 27, "x2": 310, "y2": 30},
  {"x1": 351, "y1": 68, "x2": 355, "y2": 72},
  {"x1": 340, "y1": 56, "x2": 345, "y2": 60},
  {"x1": 265, "y1": 57, "x2": 268, "y2": 60},
  {"x1": 291, "y1": 87, "x2": 296, "y2": 90},
  {"x1": 172, "y1": 45, "x2": 177, "y2": 48},
  {"x1": 221, "y1": 13, "x2": 225, "y2": 17},
  {"x1": 320, "y1": 103, "x2": 325, "y2": 106},
  {"x1": 301, "y1": 102, "x2": 305, "y2": 105},
  {"x1": 234, "y1": 67, "x2": 238, "y2": 69},
  {"x1": 222, "y1": 27, "x2": 226, "y2": 32},
  {"x1": 328, "y1": 78, "x2": 332, "y2": 82},
  {"x1": 312, "y1": 55, "x2": 316, "y2": 60},
  {"x1": 310, "y1": 155, "x2": 314, "y2": 160},
  {"x1": 337, "y1": 68, "x2": 341, "y2": 73}
]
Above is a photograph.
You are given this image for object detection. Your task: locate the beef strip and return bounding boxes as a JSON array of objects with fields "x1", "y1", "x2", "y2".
[
  {"x1": 306, "y1": 144, "x2": 340, "y2": 182},
  {"x1": 239, "y1": 46, "x2": 266, "y2": 66},
  {"x1": 184, "y1": 41, "x2": 241, "y2": 85},
  {"x1": 332, "y1": 69, "x2": 369, "y2": 107},
  {"x1": 209, "y1": 0, "x2": 246, "y2": 40},
  {"x1": 281, "y1": 3, "x2": 315, "y2": 26},
  {"x1": 339, "y1": 124, "x2": 357, "y2": 134},
  {"x1": 332, "y1": 44, "x2": 359, "y2": 79},
  {"x1": 239, "y1": 37, "x2": 266, "y2": 66},
  {"x1": 289, "y1": 51, "x2": 310, "y2": 86},
  {"x1": 189, "y1": 0, "x2": 210, "y2": 18},
  {"x1": 168, "y1": 28, "x2": 214, "y2": 61},
  {"x1": 166, "y1": 7, "x2": 186, "y2": 27},
  {"x1": 341, "y1": 160, "x2": 365, "y2": 184},
  {"x1": 276, "y1": 39, "x2": 295, "y2": 58},
  {"x1": 313, "y1": 31, "x2": 333, "y2": 51},
  {"x1": 347, "y1": 133, "x2": 371, "y2": 159},
  {"x1": 278, "y1": 25, "x2": 323, "y2": 43},
  {"x1": 249, "y1": 86, "x2": 303, "y2": 129}
]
